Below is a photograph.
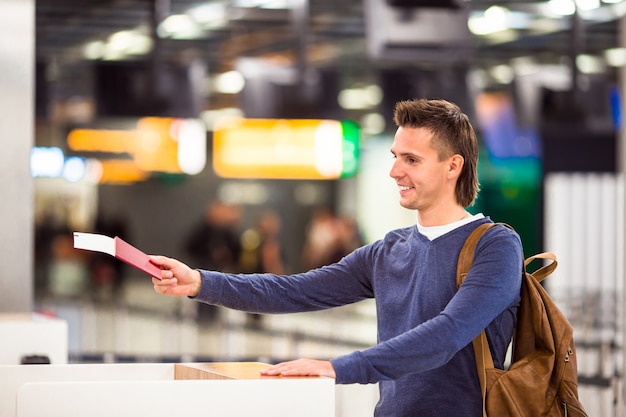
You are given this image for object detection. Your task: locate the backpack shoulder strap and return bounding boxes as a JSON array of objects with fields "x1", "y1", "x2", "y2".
[
  {"x1": 456, "y1": 222, "x2": 501, "y2": 289},
  {"x1": 524, "y1": 252, "x2": 558, "y2": 282},
  {"x1": 456, "y1": 221, "x2": 509, "y2": 417}
]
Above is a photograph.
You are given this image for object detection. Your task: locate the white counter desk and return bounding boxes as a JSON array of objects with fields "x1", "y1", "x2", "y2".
[
  {"x1": 0, "y1": 313, "x2": 67, "y2": 365},
  {"x1": 0, "y1": 362, "x2": 334, "y2": 417}
]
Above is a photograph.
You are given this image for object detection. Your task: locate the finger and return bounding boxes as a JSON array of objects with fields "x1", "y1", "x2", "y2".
[
  {"x1": 263, "y1": 361, "x2": 311, "y2": 376},
  {"x1": 277, "y1": 361, "x2": 317, "y2": 376},
  {"x1": 149, "y1": 255, "x2": 181, "y2": 272},
  {"x1": 149, "y1": 255, "x2": 167, "y2": 266},
  {"x1": 261, "y1": 367, "x2": 281, "y2": 376},
  {"x1": 160, "y1": 269, "x2": 174, "y2": 279},
  {"x1": 153, "y1": 279, "x2": 180, "y2": 295},
  {"x1": 261, "y1": 362, "x2": 290, "y2": 376},
  {"x1": 151, "y1": 272, "x2": 172, "y2": 285},
  {"x1": 153, "y1": 277, "x2": 177, "y2": 287}
]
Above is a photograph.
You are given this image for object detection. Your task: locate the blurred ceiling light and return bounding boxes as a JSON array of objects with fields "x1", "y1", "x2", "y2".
[
  {"x1": 233, "y1": 0, "x2": 289, "y2": 8},
  {"x1": 83, "y1": 41, "x2": 106, "y2": 60},
  {"x1": 510, "y1": 56, "x2": 540, "y2": 75},
  {"x1": 98, "y1": 30, "x2": 153, "y2": 60},
  {"x1": 159, "y1": 14, "x2": 203, "y2": 39},
  {"x1": 360, "y1": 113, "x2": 386, "y2": 136},
  {"x1": 30, "y1": 147, "x2": 64, "y2": 178},
  {"x1": 504, "y1": 10, "x2": 532, "y2": 30},
  {"x1": 31, "y1": 148, "x2": 88, "y2": 182},
  {"x1": 102, "y1": 45, "x2": 126, "y2": 61},
  {"x1": 108, "y1": 30, "x2": 135, "y2": 51},
  {"x1": 468, "y1": 6, "x2": 510, "y2": 35},
  {"x1": 576, "y1": 53, "x2": 606, "y2": 73},
  {"x1": 548, "y1": 0, "x2": 576, "y2": 16},
  {"x1": 576, "y1": 0, "x2": 601, "y2": 10},
  {"x1": 101, "y1": 38, "x2": 129, "y2": 60},
  {"x1": 605, "y1": 47, "x2": 626, "y2": 66},
  {"x1": 337, "y1": 84, "x2": 383, "y2": 110},
  {"x1": 468, "y1": 68, "x2": 488, "y2": 90},
  {"x1": 62, "y1": 157, "x2": 86, "y2": 183},
  {"x1": 338, "y1": 89, "x2": 363, "y2": 110},
  {"x1": 257, "y1": 0, "x2": 291, "y2": 9},
  {"x1": 189, "y1": 3, "x2": 228, "y2": 28},
  {"x1": 124, "y1": 33, "x2": 152, "y2": 55},
  {"x1": 232, "y1": 0, "x2": 259, "y2": 6},
  {"x1": 213, "y1": 71, "x2": 246, "y2": 94},
  {"x1": 529, "y1": 64, "x2": 571, "y2": 89},
  {"x1": 483, "y1": 29, "x2": 520, "y2": 43},
  {"x1": 489, "y1": 64, "x2": 515, "y2": 84},
  {"x1": 529, "y1": 17, "x2": 566, "y2": 33},
  {"x1": 485, "y1": 6, "x2": 509, "y2": 21},
  {"x1": 365, "y1": 85, "x2": 383, "y2": 106}
]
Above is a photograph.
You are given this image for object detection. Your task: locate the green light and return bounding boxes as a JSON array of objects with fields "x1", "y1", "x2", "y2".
[{"x1": 341, "y1": 120, "x2": 360, "y2": 178}]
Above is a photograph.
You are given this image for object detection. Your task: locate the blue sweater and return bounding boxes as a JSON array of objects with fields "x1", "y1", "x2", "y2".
[{"x1": 195, "y1": 218, "x2": 523, "y2": 417}]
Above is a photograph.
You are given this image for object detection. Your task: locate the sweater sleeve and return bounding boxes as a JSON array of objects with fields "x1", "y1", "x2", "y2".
[
  {"x1": 331, "y1": 226, "x2": 523, "y2": 384},
  {"x1": 192, "y1": 247, "x2": 375, "y2": 314}
]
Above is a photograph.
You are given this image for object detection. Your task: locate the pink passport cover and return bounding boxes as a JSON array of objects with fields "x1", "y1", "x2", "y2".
[{"x1": 114, "y1": 237, "x2": 162, "y2": 279}]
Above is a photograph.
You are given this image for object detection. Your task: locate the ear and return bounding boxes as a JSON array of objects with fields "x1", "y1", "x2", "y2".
[{"x1": 447, "y1": 154, "x2": 464, "y2": 179}]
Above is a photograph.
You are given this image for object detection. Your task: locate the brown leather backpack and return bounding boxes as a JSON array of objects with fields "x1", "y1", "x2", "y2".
[{"x1": 457, "y1": 223, "x2": 588, "y2": 417}]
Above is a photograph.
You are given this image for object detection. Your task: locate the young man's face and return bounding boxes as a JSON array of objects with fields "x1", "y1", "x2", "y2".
[{"x1": 389, "y1": 126, "x2": 457, "y2": 213}]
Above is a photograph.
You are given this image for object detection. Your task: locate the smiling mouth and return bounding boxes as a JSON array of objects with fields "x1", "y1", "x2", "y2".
[{"x1": 399, "y1": 185, "x2": 414, "y2": 192}]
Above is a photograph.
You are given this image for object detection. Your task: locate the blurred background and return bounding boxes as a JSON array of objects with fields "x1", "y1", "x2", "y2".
[{"x1": 1, "y1": 0, "x2": 625, "y2": 415}]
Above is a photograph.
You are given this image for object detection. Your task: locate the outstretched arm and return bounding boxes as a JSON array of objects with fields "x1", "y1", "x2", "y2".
[
  {"x1": 151, "y1": 255, "x2": 336, "y2": 379},
  {"x1": 150, "y1": 255, "x2": 202, "y2": 297}
]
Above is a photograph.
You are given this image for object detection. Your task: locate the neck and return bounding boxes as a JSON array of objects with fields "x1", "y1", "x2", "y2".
[{"x1": 417, "y1": 207, "x2": 469, "y2": 227}]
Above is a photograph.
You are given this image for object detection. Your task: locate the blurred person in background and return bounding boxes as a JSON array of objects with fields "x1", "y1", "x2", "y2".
[
  {"x1": 184, "y1": 200, "x2": 243, "y2": 322},
  {"x1": 185, "y1": 200, "x2": 243, "y2": 272},
  {"x1": 239, "y1": 209, "x2": 287, "y2": 276},
  {"x1": 239, "y1": 209, "x2": 287, "y2": 327},
  {"x1": 150, "y1": 99, "x2": 523, "y2": 417},
  {"x1": 300, "y1": 206, "x2": 343, "y2": 269},
  {"x1": 301, "y1": 208, "x2": 363, "y2": 270},
  {"x1": 335, "y1": 214, "x2": 365, "y2": 258}
]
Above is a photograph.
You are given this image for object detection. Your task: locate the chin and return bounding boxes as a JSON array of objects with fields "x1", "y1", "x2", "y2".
[{"x1": 399, "y1": 200, "x2": 417, "y2": 210}]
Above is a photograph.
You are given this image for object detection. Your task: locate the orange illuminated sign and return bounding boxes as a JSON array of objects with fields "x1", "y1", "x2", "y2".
[
  {"x1": 213, "y1": 118, "x2": 359, "y2": 180},
  {"x1": 67, "y1": 117, "x2": 180, "y2": 173},
  {"x1": 66, "y1": 117, "x2": 207, "y2": 183}
]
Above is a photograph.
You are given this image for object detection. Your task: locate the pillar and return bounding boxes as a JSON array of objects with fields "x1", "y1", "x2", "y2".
[{"x1": 0, "y1": 0, "x2": 34, "y2": 312}]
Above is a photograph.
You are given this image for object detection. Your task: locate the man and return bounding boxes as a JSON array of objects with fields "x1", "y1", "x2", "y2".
[{"x1": 151, "y1": 98, "x2": 523, "y2": 417}]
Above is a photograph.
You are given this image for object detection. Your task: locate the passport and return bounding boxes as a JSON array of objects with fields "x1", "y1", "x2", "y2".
[{"x1": 73, "y1": 232, "x2": 162, "y2": 279}]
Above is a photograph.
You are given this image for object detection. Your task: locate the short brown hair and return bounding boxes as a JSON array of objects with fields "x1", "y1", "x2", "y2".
[{"x1": 393, "y1": 98, "x2": 480, "y2": 207}]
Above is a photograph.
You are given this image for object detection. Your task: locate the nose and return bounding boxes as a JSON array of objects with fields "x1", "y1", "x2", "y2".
[{"x1": 389, "y1": 159, "x2": 401, "y2": 179}]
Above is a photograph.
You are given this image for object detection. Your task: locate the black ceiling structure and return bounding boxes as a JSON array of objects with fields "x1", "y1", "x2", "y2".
[{"x1": 34, "y1": 0, "x2": 624, "y2": 113}]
